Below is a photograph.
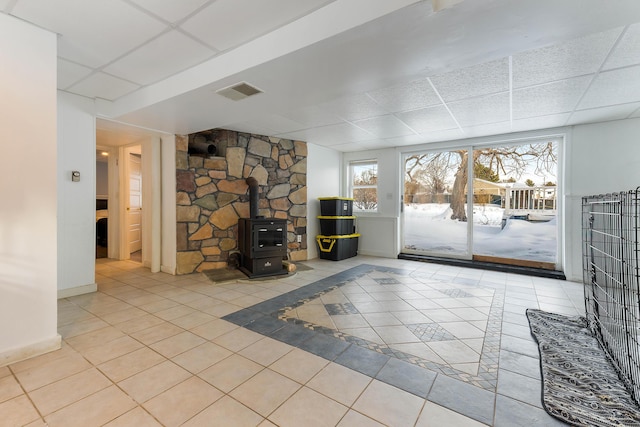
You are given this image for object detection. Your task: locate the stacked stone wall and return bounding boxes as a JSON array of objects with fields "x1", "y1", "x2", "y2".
[{"x1": 176, "y1": 129, "x2": 307, "y2": 274}]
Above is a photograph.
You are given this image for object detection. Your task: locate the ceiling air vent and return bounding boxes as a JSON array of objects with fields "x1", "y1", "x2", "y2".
[{"x1": 216, "y1": 82, "x2": 263, "y2": 101}]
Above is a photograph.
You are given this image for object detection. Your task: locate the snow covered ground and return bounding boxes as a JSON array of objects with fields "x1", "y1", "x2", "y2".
[{"x1": 403, "y1": 204, "x2": 557, "y2": 263}]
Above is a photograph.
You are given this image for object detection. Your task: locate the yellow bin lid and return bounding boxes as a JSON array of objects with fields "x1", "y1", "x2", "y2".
[{"x1": 318, "y1": 197, "x2": 354, "y2": 201}]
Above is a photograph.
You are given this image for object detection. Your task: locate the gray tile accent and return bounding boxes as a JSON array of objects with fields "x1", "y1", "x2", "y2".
[
  {"x1": 428, "y1": 373, "x2": 496, "y2": 425},
  {"x1": 406, "y1": 323, "x2": 456, "y2": 342},
  {"x1": 494, "y1": 395, "x2": 566, "y2": 427},
  {"x1": 324, "y1": 302, "x2": 359, "y2": 315},
  {"x1": 374, "y1": 277, "x2": 401, "y2": 285},
  {"x1": 376, "y1": 357, "x2": 437, "y2": 398},
  {"x1": 334, "y1": 344, "x2": 390, "y2": 377},
  {"x1": 499, "y1": 349, "x2": 541, "y2": 380},
  {"x1": 222, "y1": 263, "x2": 509, "y2": 400},
  {"x1": 497, "y1": 369, "x2": 543, "y2": 408}
]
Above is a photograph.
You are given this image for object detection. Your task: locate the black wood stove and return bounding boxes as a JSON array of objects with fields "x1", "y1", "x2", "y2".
[{"x1": 237, "y1": 178, "x2": 288, "y2": 278}]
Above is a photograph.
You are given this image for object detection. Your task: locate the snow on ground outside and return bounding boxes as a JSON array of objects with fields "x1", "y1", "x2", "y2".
[{"x1": 403, "y1": 204, "x2": 557, "y2": 263}]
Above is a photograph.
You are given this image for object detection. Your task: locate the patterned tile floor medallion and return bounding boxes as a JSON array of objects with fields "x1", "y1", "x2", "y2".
[{"x1": 223, "y1": 264, "x2": 505, "y2": 394}]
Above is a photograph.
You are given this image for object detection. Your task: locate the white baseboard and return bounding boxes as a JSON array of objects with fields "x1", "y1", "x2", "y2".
[
  {"x1": 161, "y1": 265, "x2": 176, "y2": 275},
  {"x1": 0, "y1": 334, "x2": 62, "y2": 367},
  {"x1": 57, "y1": 283, "x2": 97, "y2": 299}
]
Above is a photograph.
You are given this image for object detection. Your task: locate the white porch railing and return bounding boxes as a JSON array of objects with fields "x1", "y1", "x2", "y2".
[{"x1": 503, "y1": 186, "x2": 557, "y2": 217}]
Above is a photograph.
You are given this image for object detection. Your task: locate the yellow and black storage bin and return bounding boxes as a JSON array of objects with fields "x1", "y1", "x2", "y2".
[
  {"x1": 317, "y1": 216, "x2": 356, "y2": 236},
  {"x1": 316, "y1": 233, "x2": 360, "y2": 261},
  {"x1": 318, "y1": 197, "x2": 354, "y2": 216}
]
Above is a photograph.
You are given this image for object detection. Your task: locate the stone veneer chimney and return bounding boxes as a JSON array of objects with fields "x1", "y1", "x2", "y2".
[{"x1": 175, "y1": 129, "x2": 307, "y2": 274}]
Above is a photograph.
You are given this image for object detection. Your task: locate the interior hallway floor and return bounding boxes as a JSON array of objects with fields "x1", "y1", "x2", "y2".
[{"x1": 0, "y1": 256, "x2": 584, "y2": 426}]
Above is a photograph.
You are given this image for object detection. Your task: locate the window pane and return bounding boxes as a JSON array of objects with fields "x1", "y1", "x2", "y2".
[
  {"x1": 351, "y1": 161, "x2": 378, "y2": 211},
  {"x1": 352, "y1": 163, "x2": 377, "y2": 186},
  {"x1": 353, "y1": 188, "x2": 377, "y2": 211}
]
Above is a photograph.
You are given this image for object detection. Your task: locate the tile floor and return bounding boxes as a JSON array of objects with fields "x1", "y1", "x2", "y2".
[{"x1": 0, "y1": 255, "x2": 585, "y2": 426}]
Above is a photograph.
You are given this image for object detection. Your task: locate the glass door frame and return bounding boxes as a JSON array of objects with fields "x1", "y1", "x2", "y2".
[{"x1": 400, "y1": 145, "x2": 475, "y2": 260}]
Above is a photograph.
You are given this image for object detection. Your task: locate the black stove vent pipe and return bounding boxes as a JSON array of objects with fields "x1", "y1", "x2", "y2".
[{"x1": 245, "y1": 177, "x2": 260, "y2": 218}]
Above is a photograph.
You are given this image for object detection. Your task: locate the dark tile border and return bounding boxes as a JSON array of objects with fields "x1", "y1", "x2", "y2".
[{"x1": 222, "y1": 263, "x2": 505, "y2": 397}]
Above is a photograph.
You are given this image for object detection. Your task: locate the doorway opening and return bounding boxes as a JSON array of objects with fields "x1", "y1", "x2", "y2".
[
  {"x1": 401, "y1": 138, "x2": 560, "y2": 271},
  {"x1": 126, "y1": 147, "x2": 143, "y2": 263}
]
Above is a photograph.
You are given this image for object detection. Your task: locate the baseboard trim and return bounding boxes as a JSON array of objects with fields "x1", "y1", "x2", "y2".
[
  {"x1": 57, "y1": 283, "x2": 97, "y2": 299},
  {"x1": 161, "y1": 265, "x2": 176, "y2": 275},
  {"x1": 0, "y1": 334, "x2": 62, "y2": 367}
]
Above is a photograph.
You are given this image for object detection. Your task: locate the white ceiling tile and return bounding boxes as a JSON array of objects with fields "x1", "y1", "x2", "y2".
[
  {"x1": 513, "y1": 28, "x2": 621, "y2": 88},
  {"x1": 234, "y1": 114, "x2": 305, "y2": 135},
  {"x1": 224, "y1": 122, "x2": 275, "y2": 136},
  {"x1": 429, "y1": 58, "x2": 509, "y2": 102},
  {"x1": 568, "y1": 102, "x2": 640, "y2": 125},
  {"x1": 329, "y1": 142, "x2": 371, "y2": 152},
  {"x1": 579, "y1": 66, "x2": 640, "y2": 109},
  {"x1": 630, "y1": 106, "x2": 640, "y2": 118},
  {"x1": 355, "y1": 139, "x2": 392, "y2": 150},
  {"x1": 513, "y1": 76, "x2": 591, "y2": 119},
  {"x1": 181, "y1": 0, "x2": 332, "y2": 51},
  {"x1": 353, "y1": 115, "x2": 415, "y2": 139},
  {"x1": 128, "y1": 0, "x2": 210, "y2": 23},
  {"x1": 367, "y1": 78, "x2": 441, "y2": 113},
  {"x1": 603, "y1": 23, "x2": 640, "y2": 70},
  {"x1": 278, "y1": 122, "x2": 373, "y2": 146},
  {"x1": 448, "y1": 92, "x2": 510, "y2": 127},
  {"x1": 12, "y1": 0, "x2": 166, "y2": 68},
  {"x1": 413, "y1": 128, "x2": 465, "y2": 144},
  {"x1": 396, "y1": 105, "x2": 459, "y2": 133},
  {"x1": 68, "y1": 72, "x2": 140, "y2": 101},
  {"x1": 103, "y1": 31, "x2": 215, "y2": 85},
  {"x1": 318, "y1": 93, "x2": 388, "y2": 122},
  {"x1": 278, "y1": 105, "x2": 343, "y2": 128},
  {"x1": 57, "y1": 58, "x2": 93, "y2": 90},
  {"x1": 511, "y1": 113, "x2": 571, "y2": 132},
  {"x1": 462, "y1": 121, "x2": 512, "y2": 138},
  {"x1": 0, "y1": 0, "x2": 13, "y2": 10},
  {"x1": 385, "y1": 130, "x2": 464, "y2": 147},
  {"x1": 384, "y1": 134, "x2": 430, "y2": 147}
]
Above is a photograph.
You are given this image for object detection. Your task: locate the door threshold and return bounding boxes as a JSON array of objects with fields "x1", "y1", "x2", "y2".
[{"x1": 398, "y1": 253, "x2": 566, "y2": 280}]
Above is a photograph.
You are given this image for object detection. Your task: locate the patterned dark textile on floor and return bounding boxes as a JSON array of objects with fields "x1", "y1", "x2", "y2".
[{"x1": 526, "y1": 309, "x2": 640, "y2": 426}]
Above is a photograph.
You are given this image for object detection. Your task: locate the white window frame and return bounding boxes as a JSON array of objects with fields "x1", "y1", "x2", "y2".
[{"x1": 349, "y1": 159, "x2": 378, "y2": 213}]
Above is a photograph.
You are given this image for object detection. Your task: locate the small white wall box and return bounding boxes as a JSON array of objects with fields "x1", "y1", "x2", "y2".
[{"x1": 71, "y1": 171, "x2": 80, "y2": 182}]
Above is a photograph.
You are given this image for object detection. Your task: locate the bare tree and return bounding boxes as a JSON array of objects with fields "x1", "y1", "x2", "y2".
[
  {"x1": 449, "y1": 143, "x2": 557, "y2": 221},
  {"x1": 405, "y1": 142, "x2": 557, "y2": 222}
]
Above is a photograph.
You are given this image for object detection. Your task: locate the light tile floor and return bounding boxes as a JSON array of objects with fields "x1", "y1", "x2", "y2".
[{"x1": 0, "y1": 255, "x2": 584, "y2": 426}]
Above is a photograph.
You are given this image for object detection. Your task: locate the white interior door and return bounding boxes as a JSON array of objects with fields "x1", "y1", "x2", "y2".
[{"x1": 128, "y1": 153, "x2": 142, "y2": 254}]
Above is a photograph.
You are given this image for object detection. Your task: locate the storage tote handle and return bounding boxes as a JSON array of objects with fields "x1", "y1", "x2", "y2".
[{"x1": 316, "y1": 236, "x2": 336, "y2": 253}]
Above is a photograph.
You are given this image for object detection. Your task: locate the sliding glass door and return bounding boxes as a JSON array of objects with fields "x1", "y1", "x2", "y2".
[
  {"x1": 402, "y1": 149, "x2": 472, "y2": 258},
  {"x1": 471, "y1": 141, "x2": 558, "y2": 268},
  {"x1": 402, "y1": 139, "x2": 559, "y2": 269}
]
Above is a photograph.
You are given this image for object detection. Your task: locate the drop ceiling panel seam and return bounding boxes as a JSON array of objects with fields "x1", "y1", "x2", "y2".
[
  {"x1": 427, "y1": 77, "x2": 464, "y2": 134},
  {"x1": 564, "y1": 25, "x2": 630, "y2": 126}
]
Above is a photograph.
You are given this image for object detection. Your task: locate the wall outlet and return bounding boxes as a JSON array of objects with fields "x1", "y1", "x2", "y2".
[{"x1": 296, "y1": 235, "x2": 302, "y2": 243}]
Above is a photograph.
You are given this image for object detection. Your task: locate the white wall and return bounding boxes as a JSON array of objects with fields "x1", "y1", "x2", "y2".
[
  {"x1": 307, "y1": 143, "x2": 342, "y2": 259},
  {"x1": 343, "y1": 148, "x2": 401, "y2": 258},
  {"x1": 57, "y1": 91, "x2": 98, "y2": 298},
  {"x1": 161, "y1": 135, "x2": 177, "y2": 274},
  {"x1": 564, "y1": 118, "x2": 640, "y2": 281},
  {"x1": 0, "y1": 14, "x2": 60, "y2": 365}
]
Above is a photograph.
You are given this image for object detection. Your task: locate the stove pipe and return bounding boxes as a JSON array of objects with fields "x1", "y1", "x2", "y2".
[{"x1": 245, "y1": 177, "x2": 259, "y2": 218}]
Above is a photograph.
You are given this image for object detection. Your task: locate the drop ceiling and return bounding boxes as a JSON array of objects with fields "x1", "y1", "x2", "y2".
[{"x1": 5, "y1": 0, "x2": 640, "y2": 151}]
